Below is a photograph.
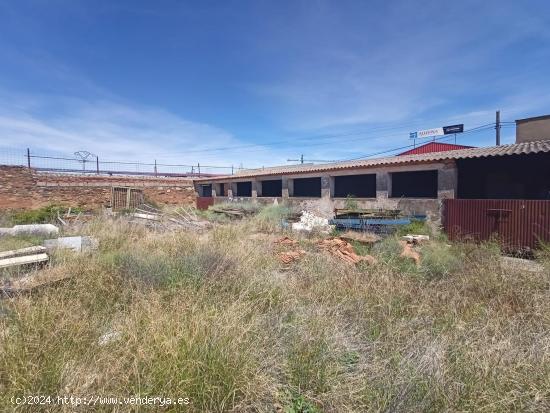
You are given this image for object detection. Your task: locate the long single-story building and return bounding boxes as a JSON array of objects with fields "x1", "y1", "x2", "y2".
[{"x1": 193, "y1": 139, "x2": 550, "y2": 222}]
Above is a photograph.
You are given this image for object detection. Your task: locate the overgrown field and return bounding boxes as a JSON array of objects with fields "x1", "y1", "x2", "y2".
[{"x1": 1, "y1": 206, "x2": 549, "y2": 412}]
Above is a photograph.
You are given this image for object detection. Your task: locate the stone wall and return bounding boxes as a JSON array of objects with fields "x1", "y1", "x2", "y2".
[{"x1": 0, "y1": 166, "x2": 195, "y2": 210}]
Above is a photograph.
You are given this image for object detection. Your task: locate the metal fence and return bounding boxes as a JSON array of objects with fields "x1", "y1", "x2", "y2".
[
  {"x1": 0, "y1": 148, "x2": 236, "y2": 177},
  {"x1": 443, "y1": 199, "x2": 550, "y2": 250}
]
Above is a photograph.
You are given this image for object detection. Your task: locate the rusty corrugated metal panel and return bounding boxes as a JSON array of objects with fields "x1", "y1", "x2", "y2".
[
  {"x1": 196, "y1": 197, "x2": 214, "y2": 210},
  {"x1": 398, "y1": 142, "x2": 473, "y2": 156},
  {"x1": 195, "y1": 140, "x2": 550, "y2": 182},
  {"x1": 443, "y1": 199, "x2": 550, "y2": 250}
]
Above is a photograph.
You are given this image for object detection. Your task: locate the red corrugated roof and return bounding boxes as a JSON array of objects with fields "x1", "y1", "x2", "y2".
[{"x1": 398, "y1": 142, "x2": 473, "y2": 156}]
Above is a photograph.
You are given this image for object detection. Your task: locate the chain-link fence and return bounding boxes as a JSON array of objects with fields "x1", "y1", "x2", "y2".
[{"x1": 0, "y1": 148, "x2": 235, "y2": 177}]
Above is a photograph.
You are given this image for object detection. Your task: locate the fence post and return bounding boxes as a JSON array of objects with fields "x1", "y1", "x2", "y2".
[
  {"x1": 27, "y1": 148, "x2": 31, "y2": 168},
  {"x1": 96, "y1": 156, "x2": 100, "y2": 174},
  {"x1": 231, "y1": 165, "x2": 234, "y2": 175},
  {"x1": 197, "y1": 163, "x2": 201, "y2": 177},
  {"x1": 126, "y1": 188, "x2": 131, "y2": 209},
  {"x1": 154, "y1": 160, "x2": 158, "y2": 177}
]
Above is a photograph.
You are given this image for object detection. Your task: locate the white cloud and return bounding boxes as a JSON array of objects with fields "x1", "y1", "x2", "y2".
[
  {"x1": 249, "y1": 1, "x2": 550, "y2": 134},
  {"x1": 0, "y1": 92, "x2": 291, "y2": 171}
]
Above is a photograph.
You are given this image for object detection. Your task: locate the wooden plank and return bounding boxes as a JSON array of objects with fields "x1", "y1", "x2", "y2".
[
  {"x1": 0, "y1": 253, "x2": 49, "y2": 269},
  {"x1": 0, "y1": 246, "x2": 46, "y2": 260},
  {"x1": 1, "y1": 268, "x2": 71, "y2": 294}
]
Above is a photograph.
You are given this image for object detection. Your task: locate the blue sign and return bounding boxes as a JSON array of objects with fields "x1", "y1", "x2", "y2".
[{"x1": 409, "y1": 132, "x2": 418, "y2": 139}]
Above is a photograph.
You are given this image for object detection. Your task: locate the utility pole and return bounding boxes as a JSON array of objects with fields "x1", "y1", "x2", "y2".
[
  {"x1": 495, "y1": 110, "x2": 501, "y2": 146},
  {"x1": 287, "y1": 154, "x2": 304, "y2": 164}
]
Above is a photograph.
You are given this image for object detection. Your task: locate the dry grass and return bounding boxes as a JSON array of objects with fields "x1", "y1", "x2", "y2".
[{"x1": 1, "y1": 211, "x2": 549, "y2": 412}]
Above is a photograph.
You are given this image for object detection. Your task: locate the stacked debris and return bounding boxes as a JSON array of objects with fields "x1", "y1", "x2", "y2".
[
  {"x1": 0, "y1": 246, "x2": 49, "y2": 270},
  {"x1": 1, "y1": 227, "x2": 99, "y2": 295},
  {"x1": 318, "y1": 237, "x2": 377, "y2": 265},
  {"x1": 55, "y1": 208, "x2": 93, "y2": 227},
  {"x1": 209, "y1": 204, "x2": 259, "y2": 219},
  {"x1": 330, "y1": 208, "x2": 426, "y2": 234},
  {"x1": 291, "y1": 211, "x2": 332, "y2": 233},
  {"x1": 130, "y1": 204, "x2": 210, "y2": 230},
  {"x1": 274, "y1": 236, "x2": 306, "y2": 265}
]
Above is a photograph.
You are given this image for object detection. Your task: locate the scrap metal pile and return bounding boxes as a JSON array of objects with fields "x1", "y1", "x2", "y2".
[{"x1": 330, "y1": 208, "x2": 426, "y2": 234}]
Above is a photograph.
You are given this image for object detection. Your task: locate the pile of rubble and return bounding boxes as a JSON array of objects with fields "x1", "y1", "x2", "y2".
[
  {"x1": 291, "y1": 211, "x2": 332, "y2": 233},
  {"x1": 274, "y1": 236, "x2": 306, "y2": 265},
  {"x1": 273, "y1": 235, "x2": 377, "y2": 266},
  {"x1": 318, "y1": 237, "x2": 377, "y2": 265},
  {"x1": 130, "y1": 204, "x2": 210, "y2": 230},
  {"x1": 209, "y1": 204, "x2": 259, "y2": 219},
  {"x1": 55, "y1": 207, "x2": 94, "y2": 227}
]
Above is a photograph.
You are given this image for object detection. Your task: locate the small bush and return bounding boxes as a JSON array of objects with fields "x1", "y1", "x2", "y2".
[
  {"x1": 418, "y1": 243, "x2": 463, "y2": 280},
  {"x1": 283, "y1": 391, "x2": 320, "y2": 413},
  {"x1": 10, "y1": 205, "x2": 82, "y2": 225},
  {"x1": 253, "y1": 204, "x2": 291, "y2": 231},
  {"x1": 343, "y1": 196, "x2": 359, "y2": 211},
  {"x1": 396, "y1": 219, "x2": 431, "y2": 236}
]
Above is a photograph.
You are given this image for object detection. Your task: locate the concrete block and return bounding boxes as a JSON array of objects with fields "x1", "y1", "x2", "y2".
[
  {"x1": 0, "y1": 224, "x2": 59, "y2": 237},
  {"x1": 43, "y1": 236, "x2": 98, "y2": 252}
]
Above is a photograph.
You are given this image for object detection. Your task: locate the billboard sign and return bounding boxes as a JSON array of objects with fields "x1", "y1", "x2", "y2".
[
  {"x1": 410, "y1": 124, "x2": 464, "y2": 139},
  {"x1": 443, "y1": 124, "x2": 464, "y2": 134},
  {"x1": 410, "y1": 127, "x2": 444, "y2": 139}
]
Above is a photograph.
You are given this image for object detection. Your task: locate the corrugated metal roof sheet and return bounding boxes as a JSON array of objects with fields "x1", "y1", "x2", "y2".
[
  {"x1": 398, "y1": 142, "x2": 473, "y2": 156},
  {"x1": 195, "y1": 140, "x2": 550, "y2": 181}
]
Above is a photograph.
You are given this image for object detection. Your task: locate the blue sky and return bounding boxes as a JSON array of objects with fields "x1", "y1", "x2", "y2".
[{"x1": 0, "y1": 0, "x2": 549, "y2": 170}]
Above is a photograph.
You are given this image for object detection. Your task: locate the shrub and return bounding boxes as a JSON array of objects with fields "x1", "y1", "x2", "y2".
[
  {"x1": 396, "y1": 219, "x2": 432, "y2": 236},
  {"x1": 253, "y1": 204, "x2": 291, "y2": 231},
  {"x1": 10, "y1": 205, "x2": 82, "y2": 225},
  {"x1": 418, "y1": 243, "x2": 463, "y2": 280},
  {"x1": 343, "y1": 196, "x2": 359, "y2": 211}
]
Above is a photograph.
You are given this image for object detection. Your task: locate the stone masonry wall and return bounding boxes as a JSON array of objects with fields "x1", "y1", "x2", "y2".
[{"x1": 0, "y1": 166, "x2": 195, "y2": 210}]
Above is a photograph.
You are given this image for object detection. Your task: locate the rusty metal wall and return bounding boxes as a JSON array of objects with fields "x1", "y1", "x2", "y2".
[
  {"x1": 196, "y1": 196, "x2": 214, "y2": 210},
  {"x1": 443, "y1": 199, "x2": 550, "y2": 249}
]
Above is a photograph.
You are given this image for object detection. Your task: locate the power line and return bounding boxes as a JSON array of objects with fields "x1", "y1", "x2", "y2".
[
  {"x1": 338, "y1": 123, "x2": 496, "y2": 162},
  {"x1": 145, "y1": 115, "x2": 493, "y2": 157}
]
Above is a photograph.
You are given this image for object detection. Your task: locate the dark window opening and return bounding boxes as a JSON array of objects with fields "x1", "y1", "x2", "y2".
[
  {"x1": 334, "y1": 174, "x2": 376, "y2": 198},
  {"x1": 219, "y1": 183, "x2": 225, "y2": 196},
  {"x1": 261, "y1": 179, "x2": 282, "y2": 197},
  {"x1": 391, "y1": 170, "x2": 438, "y2": 198},
  {"x1": 236, "y1": 181, "x2": 252, "y2": 197},
  {"x1": 293, "y1": 177, "x2": 321, "y2": 197},
  {"x1": 200, "y1": 184, "x2": 212, "y2": 197},
  {"x1": 457, "y1": 152, "x2": 550, "y2": 199}
]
